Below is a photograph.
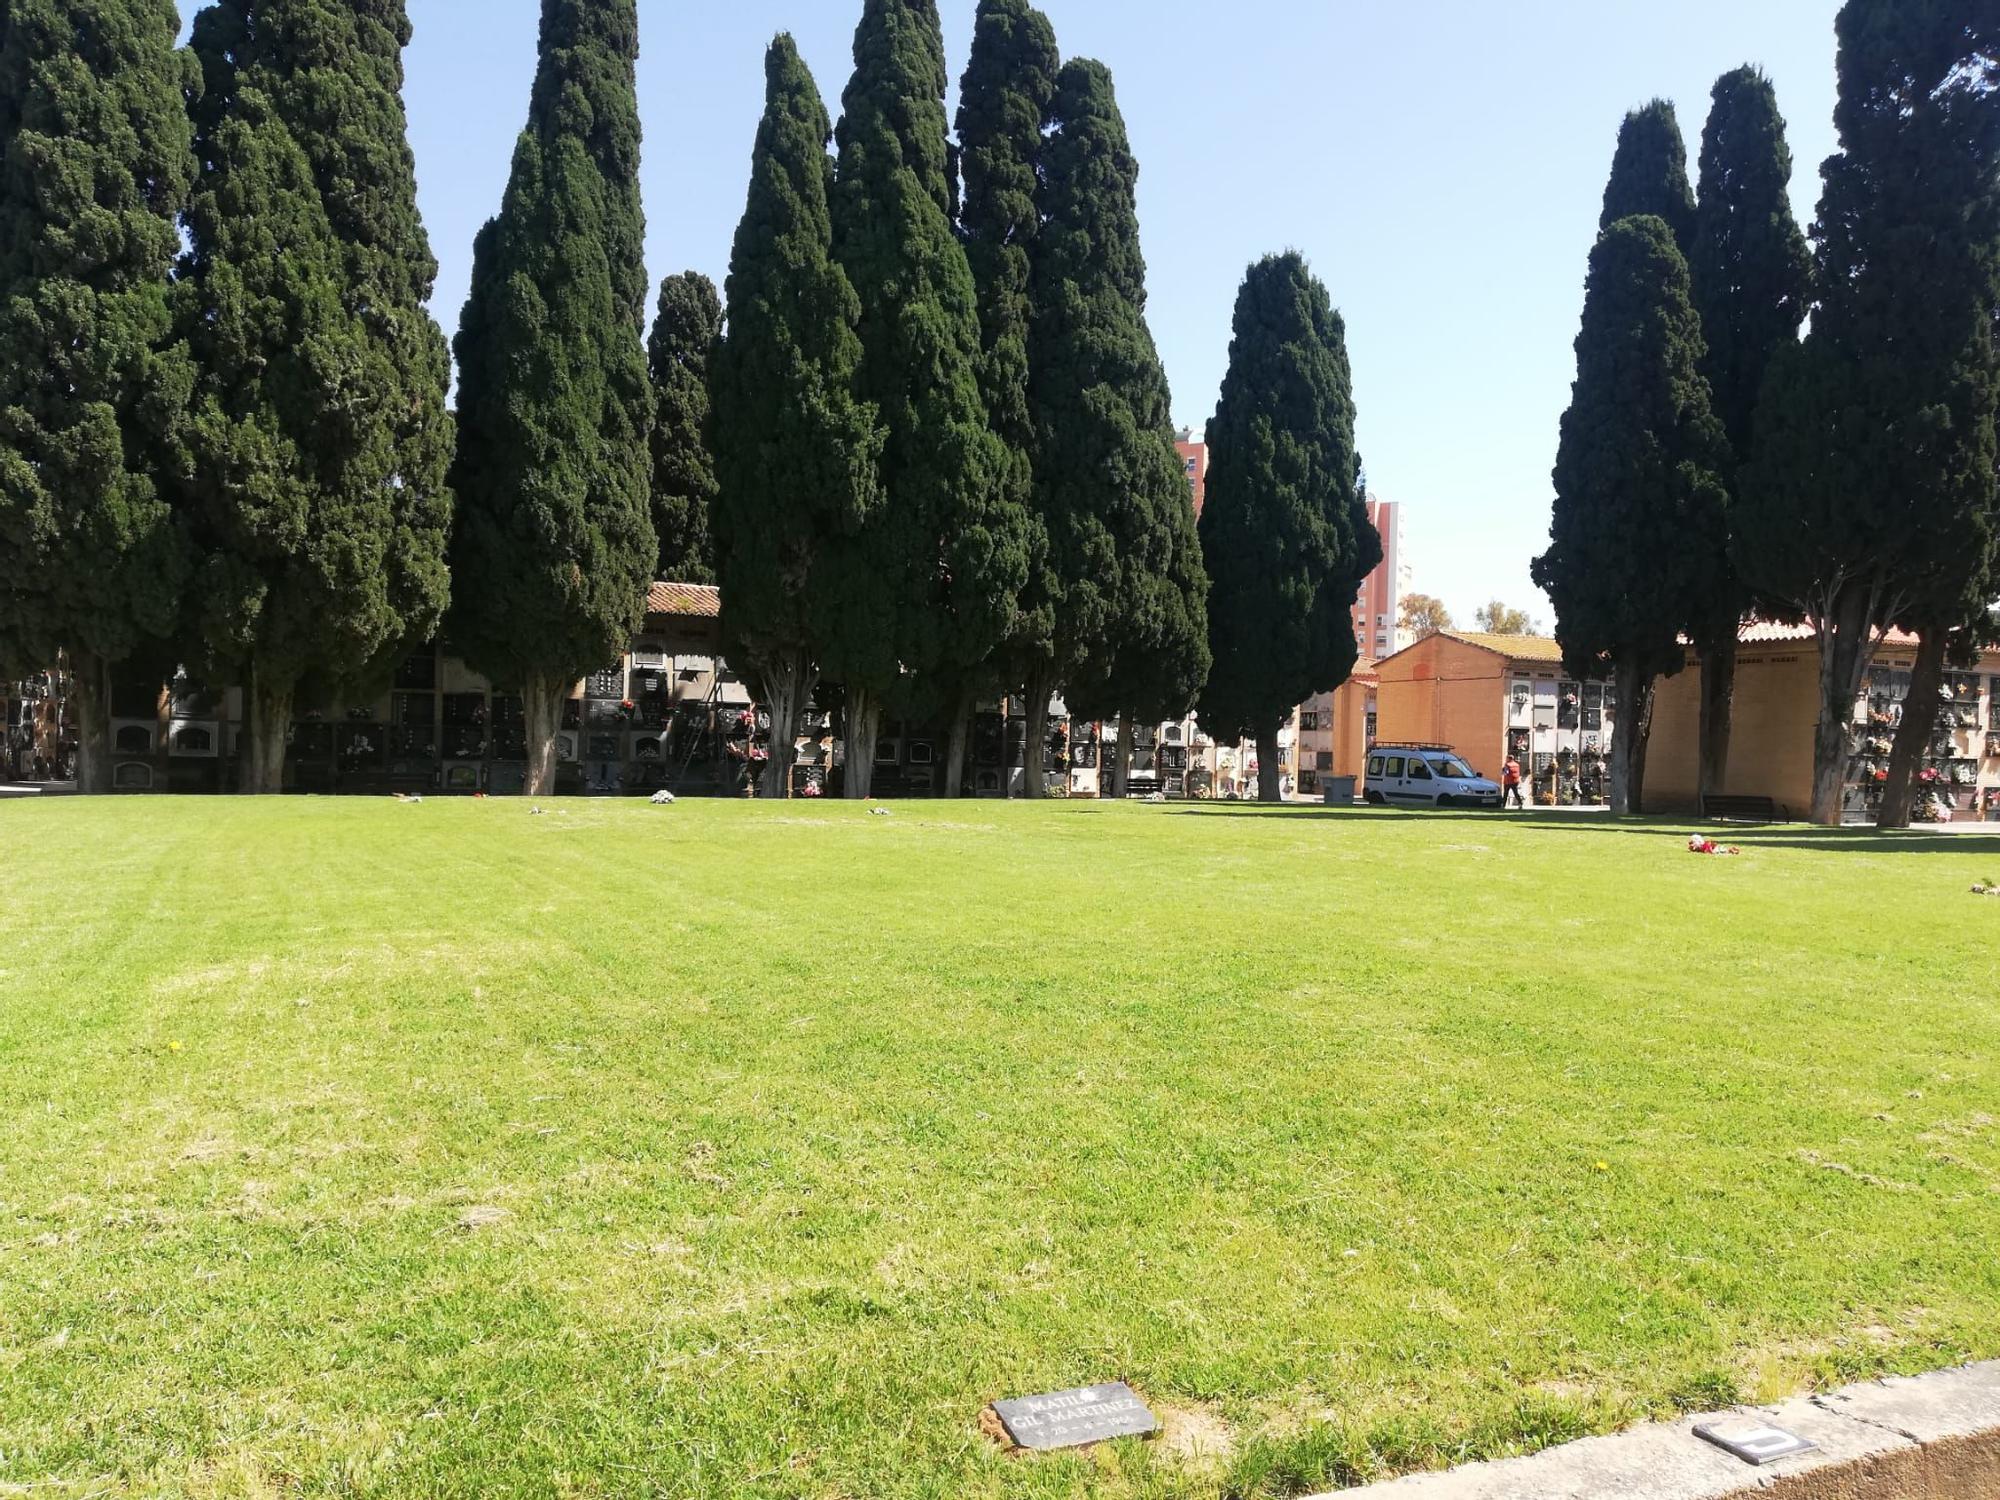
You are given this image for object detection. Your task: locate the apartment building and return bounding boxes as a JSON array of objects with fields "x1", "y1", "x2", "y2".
[
  {"x1": 1351, "y1": 495, "x2": 1412, "y2": 662},
  {"x1": 1174, "y1": 431, "x2": 1209, "y2": 517}
]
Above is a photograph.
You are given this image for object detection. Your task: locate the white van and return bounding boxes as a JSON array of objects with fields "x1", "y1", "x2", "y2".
[{"x1": 1364, "y1": 744, "x2": 1503, "y2": 809}]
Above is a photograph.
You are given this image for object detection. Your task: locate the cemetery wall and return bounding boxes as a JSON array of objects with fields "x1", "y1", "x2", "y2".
[{"x1": 1646, "y1": 628, "x2": 2000, "y2": 823}]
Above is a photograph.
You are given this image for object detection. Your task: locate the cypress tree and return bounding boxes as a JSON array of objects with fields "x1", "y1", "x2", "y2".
[
  {"x1": 1601, "y1": 99, "x2": 1697, "y2": 251},
  {"x1": 1197, "y1": 253, "x2": 1380, "y2": 804},
  {"x1": 1096, "y1": 465, "x2": 1211, "y2": 761},
  {"x1": 0, "y1": 0, "x2": 197, "y2": 793},
  {"x1": 448, "y1": 0, "x2": 657, "y2": 797},
  {"x1": 1552, "y1": 96, "x2": 1700, "y2": 812},
  {"x1": 183, "y1": 0, "x2": 454, "y2": 794},
  {"x1": 709, "y1": 35, "x2": 882, "y2": 801},
  {"x1": 1030, "y1": 57, "x2": 1209, "y2": 792},
  {"x1": 1864, "y1": 8, "x2": 2000, "y2": 834},
  {"x1": 1686, "y1": 65, "x2": 1814, "y2": 803},
  {"x1": 322, "y1": 0, "x2": 453, "y2": 697},
  {"x1": 1738, "y1": 0, "x2": 2000, "y2": 827},
  {"x1": 956, "y1": 0, "x2": 1057, "y2": 796},
  {"x1": 822, "y1": 0, "x2": 1028, "y2": 797},
  {"x1": 1532, "y1": 215, "x2": 1731, "y2": 815},
  {"x1": 647, "y1": 270, "x2": 721, "y2": 585}
]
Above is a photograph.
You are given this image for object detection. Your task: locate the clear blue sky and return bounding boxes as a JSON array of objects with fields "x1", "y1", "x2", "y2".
[{"x1": 283, "y1": 0, "x2": 1845, "y2": 625}]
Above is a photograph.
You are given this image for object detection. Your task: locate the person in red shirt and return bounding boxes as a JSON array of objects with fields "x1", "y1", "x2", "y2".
[{"x1": 1502, "y1": 755, "x2": 1524, "y2": 809}]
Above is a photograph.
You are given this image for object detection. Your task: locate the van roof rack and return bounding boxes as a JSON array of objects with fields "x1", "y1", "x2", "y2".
[{"x1": 1372, "y1": 742, "x2": 1455, "y2": 754}]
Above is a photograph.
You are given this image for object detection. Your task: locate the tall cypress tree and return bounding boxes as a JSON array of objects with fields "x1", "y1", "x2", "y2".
[
  {"x1": 710, "y1": 35, "x2": 882, "y2": 801},
  {"x1": 1687, "y1": 65, "x2": 1814, "y2": 802},
  {"x1": 448, "y1": 0, "x2": 656, "y2": 797},
  {"x1": 1738, "y1": 0, "x2": 2000, "y2": 826},
  {"x1": 647, "y1": 270, "x2": 721, "y2": 585},
  {"x1": 1030, "y1": 57, "x2": 1209, "y2": 794},
  {"x1": 956, "y1": 0, "x2": 1057, "y2": 796},
  {"x1": 1096, "y1": 461, "x2": 1211, "y2": 781},
  {"x1": 822, "y1": 0, "x2": 1027, "y2": 797},
  {"x1": 1550, "y1": 98, "x2": 1702, "y2": 811},
  {"x1": 1533, "y1": 215, "x2": 1731, "y2": 815},
  {"x1": 1602, "y1": 99, "x2": 1697, "y2": 251},
  {"x1": 183, "y1": 0, "x2": 454, "y2": 794},
  {"x1": 321, "y1": 0, "x2": 454, "y2": 697},
  {"x1": 1198, "y1": 253, "x2": 1379, "y2": 804},
  {"x1": 0, "y1": 0, "x2": 197, "y2": 793},
  {"x1": 1862, "y1": 6, "x2": 2000, "y2": 833}
]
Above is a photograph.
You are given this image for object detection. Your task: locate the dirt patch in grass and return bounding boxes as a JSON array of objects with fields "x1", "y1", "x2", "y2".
[{"x1": 1154, "y1": 1400, "x2": 1237, "y2": 1466}]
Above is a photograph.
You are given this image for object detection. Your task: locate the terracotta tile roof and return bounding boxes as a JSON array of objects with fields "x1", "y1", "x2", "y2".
[
  {"x1": 647, "y1": 581, "x2": 721, "y2": 619},
  {"x1": 1441, "y1": 630, "x2": 1568, "y2": 663}
]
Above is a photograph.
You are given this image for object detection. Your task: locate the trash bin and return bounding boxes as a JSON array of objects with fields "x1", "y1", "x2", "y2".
[{"x1": 1322, "y1": 775, "x2": 1356, "y2": 806}]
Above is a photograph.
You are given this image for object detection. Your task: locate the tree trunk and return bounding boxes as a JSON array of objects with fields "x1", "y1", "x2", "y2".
[
  {"x1": 1020, "y1": 667, "x2": 1054, "y2": 800},
  {"x1": 1607, "y1": 659, "x2": 1653, "y2": 816},
  {"x1": 1256, "y1": 724, "x2": 1284, "y2": 803},
  {"x1": 759, "y1": 649, "x2": 814, "y2": 801},
  {"x1": 242, "y1": 665, "x2": 293, "y2": 795},
  {"x1": 522, "y1": 672, "x2": 566, "y2": 797},
  {"x1": 70, "y1": 648, "x2": 112, "y2": 795},
  {"x1": 844, "y1": 684, "x2": 882, "y2": 799},
  {"x1": 1810, "y1": 585, "x2": 1879, "y2": 827},
  {"x1": 1877, "y1": 627, "x2": 1947, "y2": 830},
  {"x1": 1698, "y1": 638, "x2": 1737, "y2": 806},
  {"x1": 1628, "y1": 673, "x2": 1656, "y2": 815},
  {"x1": 1108, "y1": 712, "x2": 1134, "y2": 798},
  {"x1": 942, "y1": 689, "x2": 972, "y2": 799}
]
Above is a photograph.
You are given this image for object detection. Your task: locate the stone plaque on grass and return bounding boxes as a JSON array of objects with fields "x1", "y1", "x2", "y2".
[
  {"x1": 992, "y1": 1383, "x2": 1158, "y2": 1451},
  {"x1": 1693, "y1": 1421, "x2": 1817, "y2": 1466}
]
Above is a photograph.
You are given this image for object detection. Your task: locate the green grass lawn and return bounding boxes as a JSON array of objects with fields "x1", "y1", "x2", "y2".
[{"x1": 3, "y1": 799, "x2": 1999, "y2": 1499}]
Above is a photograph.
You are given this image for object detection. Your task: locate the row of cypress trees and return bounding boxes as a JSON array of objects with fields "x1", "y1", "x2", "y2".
[
  {"x1": 0, "y1": 0, "x2": 1384, "y2": 801},
  {"x1": 0, "y1": 0, "x2": 457, "y2": 794},
  {"x1": 1536, "y1": 0, "x2": 2000, "y2": 825},
  {"x1": 710, "y1": 0, "x2": 1381, "y2": 802},
  {"x1": 0, "y1": 0, "x2": 199, "y2": 793},
  {"x1": 710, "y1": 0, "x2": 1207, "y2": 801}
]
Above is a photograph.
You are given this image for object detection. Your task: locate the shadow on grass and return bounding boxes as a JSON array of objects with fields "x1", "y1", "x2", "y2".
[
  {"x1": 1172, "y1": 806, "x2": 1612, "y2": 824},
  {"x1": 1167, "y1": 804, "x2": 2000, "y2": 854}
]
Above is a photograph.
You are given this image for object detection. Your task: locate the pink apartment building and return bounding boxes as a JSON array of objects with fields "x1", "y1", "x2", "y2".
[
  {"x1": 1174, "y1": 440, "x2": 1409, "y2": 665},
  {"x1": 1174, "y1": 433, "x2": 1209, "y2": 517},
  {"x1": 1352, "y1": 494, "x2": 1410, "y2": 661}
]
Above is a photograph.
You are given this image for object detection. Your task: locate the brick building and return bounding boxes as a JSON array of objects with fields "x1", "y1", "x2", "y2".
[
  {"x1": 1374, "y1": 631, "x2": 1615, "y2": 804},
  {"x1": 1373, "y1": 623, "x2": 2000, "y2": 822}
]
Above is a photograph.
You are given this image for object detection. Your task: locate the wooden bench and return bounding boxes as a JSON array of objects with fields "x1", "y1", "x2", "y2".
[{"x1": 1702, "y1": 794, "x2": 1781, "y2": 824}]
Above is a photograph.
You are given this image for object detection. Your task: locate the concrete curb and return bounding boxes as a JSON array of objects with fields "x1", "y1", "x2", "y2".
[{"x1": 1315, "y1": 1361, "x2": 2000, "y2": 1499}]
